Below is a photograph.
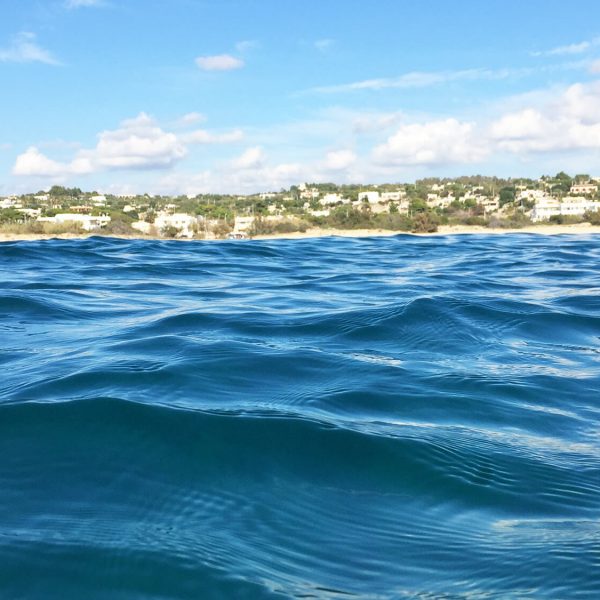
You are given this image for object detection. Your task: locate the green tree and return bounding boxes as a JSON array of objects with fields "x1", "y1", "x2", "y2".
[
  {"x1": 499, "y1": 187, "x2": 515, "y2": 206},
  {"x1": 409, "y1": 198, "x2": 428, "y2": 213}
]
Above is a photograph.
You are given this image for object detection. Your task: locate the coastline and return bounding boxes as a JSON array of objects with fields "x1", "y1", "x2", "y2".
[{"x1": 1, "y1": 223, "x2": 600, "y2": 244}]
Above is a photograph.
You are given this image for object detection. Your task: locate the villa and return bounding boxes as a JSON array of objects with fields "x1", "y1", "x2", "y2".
[{"x1": 37, "y1": 213, "x2": 111, "y2": 231}]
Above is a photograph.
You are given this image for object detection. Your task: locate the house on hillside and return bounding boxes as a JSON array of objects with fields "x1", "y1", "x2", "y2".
[
  {"x1": 37, "y1": 213, "x2": 111, "y2": 231},
  {"x1": 154, "y1": 213, "x2": 197, "y2": 238},
  {"x1": 569, "y1": 183, "x2": 597, "y2": 195},
  {"x1": 358, "y1": 191, "x2": 380, "y2": 204}
]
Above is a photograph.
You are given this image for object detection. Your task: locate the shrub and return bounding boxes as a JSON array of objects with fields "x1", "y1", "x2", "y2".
[
  {"x1": 584, "y1": 210, "x2": 600, "y2": 225},
  {"x1": 211, "y1": 221, "x2": 233, "y2": 238},
  {"x1": 411, "y1": 212, "x2": 439, "y2": 233},
  {"x1": 161, "y1": 225, "x2": 181, "y2": 238},
  {"x1": 464, "y1": 216, "x2": 487, "y2": 226}
]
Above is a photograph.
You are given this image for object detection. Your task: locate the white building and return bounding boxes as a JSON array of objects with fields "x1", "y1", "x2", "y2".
[
  {"x1": 530, "y1": 197, "x2": 561, "y2": 221},
  {"x1": 380, "y1": 191, "x2": 406, "y2": 202},
  {"x1": 395, "y1": 200, "x2": 410, "y2": 215},
  {"x1": 131, "y1": 221, "x2": 154, "y2": 235},
  {"x1": 478, "y1": 197, "x2": 500, "y2": 214},
  {"x1": 518, "y1": 189, "x2": 547, "y2": 202},
  {"x1": 0, "y1": 197, "x2": 20, "y2": 209},
  {"x1": 154, "y1": 213, "x2": 197, "y2": 238},
  {"x1": 561, "y1": 196, "x2": 600, "y2": 217},
  {"x1": 427, "y1": 195, "x2": 452, "y2": 209},
  {"x1": 358, "y1": 191, "x2": 380, "y2": 204},
  {"x1": 37, "y1": 213, "x2": 111, "y2": 231},
  {"x1": 321, "y1": 193, "x2": 345, "y2": 205},
  {"x1": 233, "y1": 216, "x2": 255, "y2": 234},
  {"x1": 298, "y1": 184, "x2": 320, "y2": 200},
  {"x1": 531, "y1": 196, "x2": 600, "y2": 221}
]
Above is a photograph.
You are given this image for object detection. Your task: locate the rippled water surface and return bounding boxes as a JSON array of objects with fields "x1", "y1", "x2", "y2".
[{"x1": 1, "y1": 234, "x2": 600, "y2": 599}]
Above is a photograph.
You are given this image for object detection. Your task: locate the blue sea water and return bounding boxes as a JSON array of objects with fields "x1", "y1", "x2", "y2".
[{"x1": 1, "y1": 233, "x2": 599, "y2": 599}]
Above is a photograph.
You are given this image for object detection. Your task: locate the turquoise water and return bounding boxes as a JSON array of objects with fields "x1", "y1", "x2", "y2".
[{"x1": 1, "y1": 234, "x2": 599, "y2": 599}]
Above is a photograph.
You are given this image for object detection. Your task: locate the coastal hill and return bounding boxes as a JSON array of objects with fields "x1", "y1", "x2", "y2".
[{"x1": 2, "y1": 172, "x2": 600, "y2": 240}]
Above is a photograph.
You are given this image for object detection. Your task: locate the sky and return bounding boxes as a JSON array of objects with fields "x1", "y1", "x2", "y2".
[{"x1": 1, "y1": 0, "x2": 600, "y2": 196}]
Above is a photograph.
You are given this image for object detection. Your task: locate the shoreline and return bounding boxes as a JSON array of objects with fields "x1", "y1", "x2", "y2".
[{"x1": 1, "y1": 223, "x2": 600, "y2": 243}]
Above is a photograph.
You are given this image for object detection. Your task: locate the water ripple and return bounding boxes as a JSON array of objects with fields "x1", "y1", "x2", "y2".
[{"x1": 1, "y1": 234, "x2": 599, "y2": 599}]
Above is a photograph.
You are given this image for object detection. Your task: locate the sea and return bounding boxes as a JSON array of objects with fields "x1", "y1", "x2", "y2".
[{"x1": 1, "y1": 233, "x2": 599, "y2": 599}]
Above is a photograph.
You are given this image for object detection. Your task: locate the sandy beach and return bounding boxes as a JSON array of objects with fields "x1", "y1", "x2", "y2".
[{"x1": 1, "y1": 223, "x2": 600, "y2": 244}]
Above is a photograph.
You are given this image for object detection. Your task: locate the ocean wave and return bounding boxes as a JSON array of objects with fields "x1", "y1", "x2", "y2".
[{"x1": 1, "y1": 234, "x2": 599, "y2": 598}]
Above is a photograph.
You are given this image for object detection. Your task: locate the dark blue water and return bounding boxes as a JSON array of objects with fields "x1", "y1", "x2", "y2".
[{"x1": 1, "y1": 234, "x2": 599, "y2": 599}]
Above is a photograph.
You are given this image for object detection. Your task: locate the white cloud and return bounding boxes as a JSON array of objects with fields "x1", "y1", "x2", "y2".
[
  {"x1": 14, "y1": 77, "x2": 600, "y2": 192},
  {"x1": 182, "y1": 128, "x2": 243, "y2": 144},
  {"x1": 323, "y1": 149, "x2": 356, "y2": 170},
  {"x1": 373, "y1": 119, "x2": 486, "y2": 166},
  {"x1": 13, "y1": 113, "x2": 186, "y2": 177},
  {"x1": 0, "y1": 32, "x2": 61, "y2": 65},
  {"x1": 490, "y1": 82, "x2": 600, "y2": 153},
  {"x1": 12, "y1": 112, "x2": 250, "y2": 179},
  {"x1": 590, "y1": 59, "x2": 600, "y2": 74},
  {"x1": 532, "y1": 37, "x2": 600, "y2": 57},
  {"x1": 231, "y1": 146, "x2": 266, "y2": 169},
  {"x1": 195, "y1": 54, "x2": 244, "y2": 71},
  {"x1": 306, "y1": 67, "x2": 519, "y2": 94},
  {"x1": 156, "y1": 160, "x2": 306, "y2": 196},
  {"x1": 13, "y1": 147, "x2": 65, "y2": 177},
  {"x1": 12, "y1": 147, "x2": 91, "y2": 177},
  {"x1": 92, "y1": 113, "x2": 186, "y2": 169}
]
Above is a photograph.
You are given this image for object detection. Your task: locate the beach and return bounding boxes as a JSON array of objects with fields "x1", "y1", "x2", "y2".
[{"x1": 2, "y1": 223, "x2": 600, "y2": 244}]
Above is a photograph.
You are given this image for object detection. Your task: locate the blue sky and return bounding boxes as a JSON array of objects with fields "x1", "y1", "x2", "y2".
[{"x1": 2, "y1": 0, "x2": 600, "y2": 195}]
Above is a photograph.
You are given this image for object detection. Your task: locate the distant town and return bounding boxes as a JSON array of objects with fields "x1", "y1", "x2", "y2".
[{"x1": 1, "y1": 172, "x2": 600, "y2": 239}]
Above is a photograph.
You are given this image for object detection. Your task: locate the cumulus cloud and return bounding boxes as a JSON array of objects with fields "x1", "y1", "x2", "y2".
[
  {"x1": 0, "y1": 32, "x2": 61, "y2": 65},
  {"x1": 13, "y1": 147, "x2": 91, "y2": 177},
  {"x1": 12, "y1": 113, "x2": 249, "y2": 179},
  {"x1": 13, "y1": 113, "x2": 187, "y2": 177},
  {"x1": 373, "y1": 119, "x2": 486, "y2": 166},
  {"x1": 14, "y1": 78, "x2": 600, "y2": 190},
  {"x1": 90, "y1": 113, "x2": 186, "y2": 169},
  {"x1": 182, "y1": 128, "x2": 243, "y2": 144},
  {"x1": 323, "y1": 149, "x2": 356, "y2": 170},
  {"x1": 195, "y1": 54, "x2": 244, "y2": 71},
  {"x1": 490, "y1": 82, "x2": 600, "y2": 153}
]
